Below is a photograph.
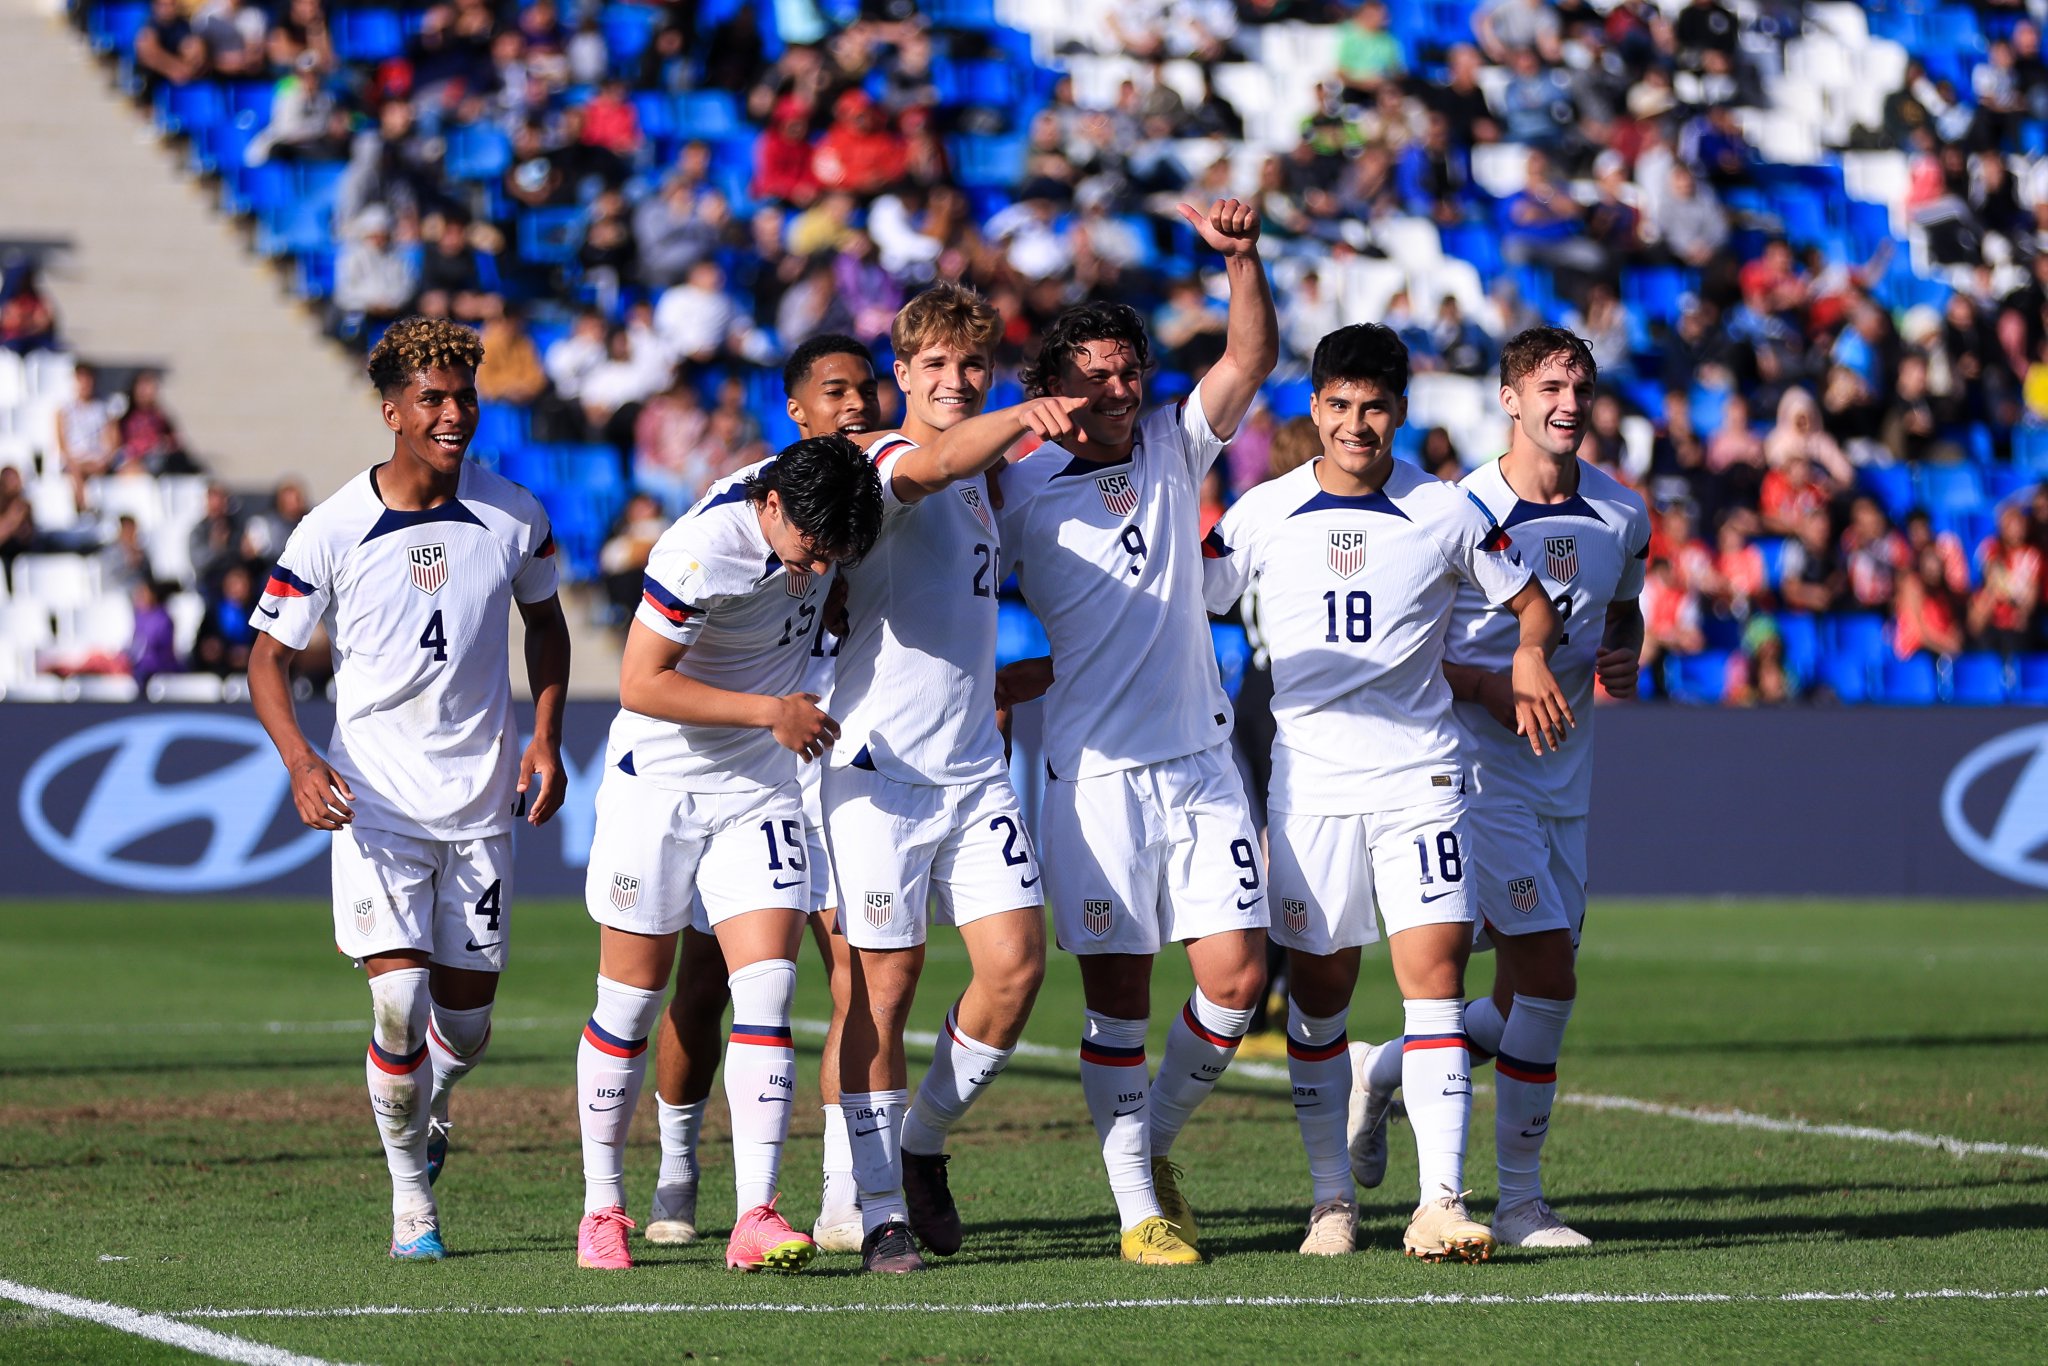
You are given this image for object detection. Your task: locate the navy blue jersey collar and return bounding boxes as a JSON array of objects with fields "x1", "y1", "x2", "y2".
[{"x1": 1502, "y1": 494, "x2": 1607, "y2": 528}]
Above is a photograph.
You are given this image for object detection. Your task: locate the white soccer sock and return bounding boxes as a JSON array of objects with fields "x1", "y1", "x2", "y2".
[
  {"x1": 1367, "y1": 1031, "x2": 1406, "y2": 1093},
  {"x1": 1463, "y1": 996, "x2": 1506, "y2": 1060},
  {"x1": 577, "y1": 976, "x2": 662, "y2": 1214},
  {"x1": 1286, "y1": 1000, "x2": 1353, "y2": 1205},
  {"x1": 366, "y1": 968, "x2": 433, "y2": 1217},
  {"x1": 1401, "y1": 997, "x2": 1473, "y2": 1204},
  {"x1": 819, "y1": 1104, "x2": 857, "y2": 1214},
  {"x1": 724, "y1": 959, "x2": 798, "y2": 1213},
  {"x1": 843, "y1": 1088, "x2": 910, "y2": 1235},
  {"x1": 1148, "y1": 988, "x2": 1252, "y2": 1158},
  {"x1": 426, "y1": 999, "x2": 492, "y2": 1125},
  {"x1": 655, "y1": 1095, "x2": 707, "y2": 1191},
  {"x1": 1079, "y1": 1011, "x2": 1160, "y2": 1230},
  {"x1": 1494, "y1": 994, "x2": 1574, "y2": 1208},
  {"x1": 901, "y1": 1002, "x2": 1014, "y2": 1157}
]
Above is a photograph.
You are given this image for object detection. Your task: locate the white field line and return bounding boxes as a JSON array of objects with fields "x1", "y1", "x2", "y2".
[
  {"x1": 0, "y1": 1276, "x2": 350, "y2": 1365},
  {"x1": 10, "y1": 1014, "x2": 2043, "y2": 1164},
  {"x1": 175, "y1": 1288, "x2": 2048, "y2": 1319}
]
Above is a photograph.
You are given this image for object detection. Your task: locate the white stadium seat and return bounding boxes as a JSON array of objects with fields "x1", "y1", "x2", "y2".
[
  {"x1": 12, "y1": 553, "x2": 98, "y2": 611},
  {"x1": 145, "y1": 672, "x2": 227, "y2": 703}
]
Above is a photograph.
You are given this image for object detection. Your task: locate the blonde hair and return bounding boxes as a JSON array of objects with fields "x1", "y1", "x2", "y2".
[
  {"x1": 890, "y1": 282, "x2": 1000, "y2": 361},
  {"x1": 1270, "y1": 416, "x2": 1320, "y2": 478},
  {"x1": 366, "y1": 316, "x2": 486, "y2": 395}
]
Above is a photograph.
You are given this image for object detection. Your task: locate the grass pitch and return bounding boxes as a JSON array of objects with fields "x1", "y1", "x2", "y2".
[{"x1": 0, "y1": 898, "x2": 2043, "y2": 1363}]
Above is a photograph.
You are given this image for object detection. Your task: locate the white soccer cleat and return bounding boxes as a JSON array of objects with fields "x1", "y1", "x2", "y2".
[
  {"x1": 1493, "y1": 1198, "x2": 1592, "y2": 1249},
  {"x1": 1402, "y1": 1188, "x2": 1494, "y2": 1264},
  {"x1": 645, "y1": 1182, "x2": 699, "y2": 1245},
  {"x1": 1347, "y1": 1041, "x2": 1394, "y2": 1189},
  {"x1": 1297, "y1": 1197, "x2": 1358, "y2": 1256},
  {"x1": 812, "y1": 1204, "x2": 864, "y2": 1254}
]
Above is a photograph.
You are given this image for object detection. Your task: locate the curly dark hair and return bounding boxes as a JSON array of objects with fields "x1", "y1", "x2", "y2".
[
  {"x1": 1020, "y1": 301, "x2": 1152, "y2": 397},
  {"x1": 746, "y1": 433, "x2": 884, "y2": 565},
  {"x1": 1498, "y1": 326, "x2": 1598, "y2": 392},
  {"x1": 1311, "y1": 322, "x2": 1411, "y2": 398},
  {"x1": 366, "y1": 317, "x2": 485, "y2": 396},
  {"x1": 781, "y1": 333, "x2": 875, "y2": 396}
]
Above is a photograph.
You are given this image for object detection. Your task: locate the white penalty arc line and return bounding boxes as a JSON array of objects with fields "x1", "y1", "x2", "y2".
[
  {"x1": 10, "y1": 1014, "x2": 2043, "y2": 1165},
  {"x1": 0, "y1": 1276, "x2": 351, "y2": 1366},
  {"x1": 175, "y1": 1288, "x2": 2048, "y2": 1320}
]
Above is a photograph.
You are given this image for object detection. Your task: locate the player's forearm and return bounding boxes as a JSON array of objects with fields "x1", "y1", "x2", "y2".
[
  {"x1": 1508, "y1": 580, "x2": 1563, "y2": 654},
  {"x1": 1601, "y1": 600, "x2": 1645, "y2": 659},
  {"x1": 248, "y1": 636, "x2": 316, "y2": 767},
  {"x1": 903, "y1": 408, "x2": 1031, "y2": 492},
  {"x1": 521, "y1": 600, "x2": 572, "y2": 745},
  {"x1": 1221, "y1": 251, "x2": 1280, "y2": 378},
  {"x1": 1442, "y1": 660, "x2": 1499, "y2": 705},
  {"x1": 619, "y1": 668, "x2": 779, "y2": 730}
]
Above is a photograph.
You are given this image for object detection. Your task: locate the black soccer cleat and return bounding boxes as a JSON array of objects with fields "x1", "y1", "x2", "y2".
[
  {"x1": 901, "y1": 1150, "x2": 963, "y2": 1256},
  {"x1": 860, "y1": 1219, "x2": 926, "y2": 1274}
]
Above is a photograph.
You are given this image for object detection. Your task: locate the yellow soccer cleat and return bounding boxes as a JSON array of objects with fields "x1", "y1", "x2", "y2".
[
  {"x1": 1150, "y1": 1157, "x2": 1199, "y2": 1249},
  {"x1": 1120, "y1": 1215, "x2": 1201, "y2": 1265}
]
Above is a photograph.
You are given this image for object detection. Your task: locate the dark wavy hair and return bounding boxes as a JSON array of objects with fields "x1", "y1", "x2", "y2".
[
  {"x1": 746, "y1": 433, "x2": 884, "y2": 565},
  {"x1": 366, "y1": 316, "x2": 484, "y2": 396},
  {"x1": 1020, "y1": 300, "x2": 1152, "y2": 397},
  {"x1": 1311, "y1": 322, "x2": 1411, "y2": 398},
  {"x1": 781, "y1": 333, "x2": 875, "y2": 396},
  {"x1": 1499, "y1": 326, "x2": 1598, "y2": 392}
]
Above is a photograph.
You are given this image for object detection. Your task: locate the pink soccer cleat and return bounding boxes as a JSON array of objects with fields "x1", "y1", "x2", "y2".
[
  {"x1": 577, "y1": 1205, "x2": 637, "y2": 1270},
  {"x1": 725, "y1": 1194, "x2": 817, "y2": 1273}
]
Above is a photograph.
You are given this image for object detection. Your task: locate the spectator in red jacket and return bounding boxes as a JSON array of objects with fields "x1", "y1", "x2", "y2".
[
  {"x1": 1970, "y1": 504, "x2": 2044, "y2": 655},
  {"x1": 812, "y1": 89, "x2": 907, "y2": 197},
  {"x1": 753, "y1": 96, "x2": 819, "y2": 204},
  {"x1": 581, "y1": 78, "x2": 644, "y2": 159}
]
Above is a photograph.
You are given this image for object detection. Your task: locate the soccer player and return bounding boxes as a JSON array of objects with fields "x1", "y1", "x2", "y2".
[
  {"x1": 1349, "y1": 327, "x2": 1649, "y2": 1250},
  {"x1": 573, "y1": 434, "x2": 882, "y2": 1273},
  {"x1": 828, "y1": 285, "x2": 1077, "y2": 1273},
  {"x1": 641, "y1": 335, "x2": 881, "y2": 1254},
  {"x1": 248, "y1": 317, "x2": 571, "y2": 1261},
  {"x1": 1199, "y1": 324, "x2": 1568, "y2": 1262},
  {"x1": 992, "y1": 199, "x2": 1277, "y2": 1265}
]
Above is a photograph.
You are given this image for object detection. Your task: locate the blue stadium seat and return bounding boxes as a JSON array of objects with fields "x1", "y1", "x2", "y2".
[
  {"x1": 1823, "y1": 613, "x2": 1888, "y2": 702},
  {"x1": 91, "y1": 1, "x2": 148, "y2": 56},
  {"x1": 294, "y1": 249, "x2": 334, "y2": 301},
  {"x1": 1668, "y1": 650, "x2": 1730, "y2": 704},
  {"x1": 1440, "y1": 222, "x2": 1502, "y2": 277},
  {"x1": 333, "y1": 8, "x2": 406, "y2": 63},
  {"x1": 1211, "y1": 622, "x2": 1251, "y2": 701},
  {"x1": 446, "y1": 123, "x2": 511, "y2": 181},
  {"x1": 1776, "y1": 612, "x2": 1819, "y2": 686},
  {"x1": 1916, "y1": 463, "x2": 1985, "y2": 516},
  {"x1": 926, "y1": 0, "x2": 1001, "y2": 27},
  {"x1": 934, "y1": 58, "x2": 1022, "y2": 109},
  {"x1": 2014, "y1": 654, "x2": 2048, "y2": 704},
  {"x1": 518, "y1": 208, "x2": 585, "y2": 266},
  {"x1": 1858, "y1": 465, "x2": 1917, "y2": 521},
  {"x1": 679, "y1": 91, "x2": 744, "y2": 141},
  {"x1": 1881, "y1": 654, "x2": 1940, "y2": 705},
  {"x1": 475, "y1": 403, "x2": 531, "y2": 457},
  {"x1": 602, "y1": 4, "x2": 665, "y2": 71},
  {"x1": 154, "y1": 80, "x2": 223, "y2": 140},
  {"x1": 1755, "y1": 537, "x2": 1788, "y2": 589},
  {"x1": 995, "y1": 599, "x2": 1049, "y2": 667},
  {"x1": 1951, "y1": 652, "x2": 2009, "y2": 705},
  {"x1": 950, "y1": 135, "x2": 1027, "y2": 188}
]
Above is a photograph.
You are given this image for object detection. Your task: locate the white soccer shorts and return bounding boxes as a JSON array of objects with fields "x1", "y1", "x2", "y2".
[
  {"x1": 1041, "y1": 742, "x2": 1267, "y2": 956},
  {"x1": 1466, "y1": 803, "x2": 1589, "y2": 951},
  {"x1": 331, "y1": 826, "x2": 515, "y2": 972},
  {"x1": 1266, "y1": 795, "x2": 1476, "y2": 955},
  {"x1": 822, "y1": 763, "x2": 1042, "y2": 951},
  {"x1": 799, "y1": 756, "x2": 838, "y2": 917},
  {"x1": 584, "y1": 769, "x2": 811, "y2": 937}
]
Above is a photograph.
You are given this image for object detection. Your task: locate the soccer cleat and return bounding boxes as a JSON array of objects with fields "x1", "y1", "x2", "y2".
[
  {"x1": 811, "y1": 1202, "x2": 864, "y2": 1254},
  {"x1": 901, "y1": 1150, "x2": 962, "y2": 1256},
  {"x1": 1494, "y1": 1198, "x2": 1592, "y2": 1249},
  {"x1": 1119, "y1": 1215, "x2": 1201, "y2": 1265},
  {"x1": 1233, "y1": 1031, "x2": 1289, "y2": 1062},
  {"x1": 425, "y1": 1118, "x2": 450, "y2": 1187},
  {"x1": 1347, "y1": 1041, "x2": 1393, "y2": 1190},
  {"x1": 729, "y1": 1196, "x2": 817, "y2": 1273},
  {"x1": 645, "y1": 1182, "x2": 699, "y2": 1245},
  {"x1": 577, "y1": 1205, "x2": 636, "y2": 1270},
  {"x1": 1403, "y1": 1189, "x2": 1495, "y2": 1264},
  {"x1": 1298, "y1": 1197, "x2": 1359, "y2": 1256},
  {"x1": 859, "y1": 1219, "x2": 927, "y2": 1274},
  {"x1": 390, "y1": 1209, "x2": 445, "y2": 1261},
  {"x1": 1150, "y1": 1156, "x2": 1199, "y2": 1249}
]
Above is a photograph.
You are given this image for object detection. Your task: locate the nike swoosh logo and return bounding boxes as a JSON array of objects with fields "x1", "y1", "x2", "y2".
[
  {"x1": 1443, "y1": 1087, "x2": 1473, "y2": 1097},
  {"x1": 1111, "y1": 1106, "x2": 1142, "y2": 1118},
  {"x1": 464, "y1": 939, "x2": 501, "y2": 952},
  {"x1": 256, "y1": 604, "x2": 279, "y2": 618},
  {"x1": 757, "y1": 1093, "x2": 791, "y2": 1104},
  {"x1": 587, "y1": 1101, "x2": 625, "y2": 1112},
  {"x1": 1520, "y1": 1127, "x2": 1548, "y2": 1138},
  {"x1": 1021, "y1": 874, "x2": 1040, "y2": 888},
  {"x1": 852, "y1": 1126, "x2": 881, "y2": 1137},
  {"x1": 1419, "y1": 891, "x2": 1458, "y2": 903},
  {"x1": 967, "y1": 1077, "x2": 992, "y2": 1086},
  {"x1": 1236, "y1": 896, "x2": 1262, "y2": 909},
  {"x1": 771, "y1": 877, "x2": 803, "y2": 890}
]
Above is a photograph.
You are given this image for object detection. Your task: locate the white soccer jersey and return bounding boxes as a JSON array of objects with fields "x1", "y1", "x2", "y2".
[
  {"x1": 996, "y1": 391, "x2": 1233, "y2": 781},
  {"x1": 1203, "y1": 458, "x2": 1536, "y2": 815},
  {"x1": 827, "y1": 432, "x2": 1006, "y2": 786},
  {"x1": 1448, "y1": 457, "x2": 1651, "y2": 817},
  {"x1": 607, "y1": 459, "x2": 837, "y2": 793},
  {"x1": 252, "y1": 463, "x2": 559, "y2": 842}
]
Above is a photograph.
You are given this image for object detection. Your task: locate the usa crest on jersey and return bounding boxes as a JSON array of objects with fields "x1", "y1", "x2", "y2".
[
  {"x1": 863, "y1": 891, "x2": 894, "y2": 928},
  {"x1": 1327, "y1": 530, "x2": 1367, "y2": 579},
  {"x1": 1082, "y1": 898, "x2": 1114, "y2": 936},
  {"x1": 1096, "y1": 472, "x2": 1138, "y2": 517},
  {"x1": 1544, "y1": 536, "x2": 1578, "y2": 584},
  {"x1": 1508, "y1": 876, "x2": 1539, "y2": 913},
  {"x1": 1282, "y1": 897, "x2": 1309, "y2": 934},
  {"x1": 610, "y1": 873, "x2": 640, "y2": 911},
  {"x1": 409, "y1": 543, "x2": 448, "y2": 595},
  {"x1": 960, "y1": 484, "x2": 995, "y2": 534},
  {"x1": 784, "y1": 566, "x2": 812, "y2": 597}
]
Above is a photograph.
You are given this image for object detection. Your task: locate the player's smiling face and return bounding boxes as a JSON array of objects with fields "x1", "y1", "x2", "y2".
[
  {"x1": 895, "y1": 343, "x2": 990, "y2": 432},
  {"x1": 1052, "y1": 339, "x2": 1144, "y2": 448},
  {"x1": 1311, "y1": 377, "x2": 1405, "y2": 485},
  {"x1": 791, "y1": 353, "x2": 882, "y2": 438},
  {"x1": 384, "y1": 365, "x2": 479, "y2": 477},
  {"x1": 1504, "y1": 354, "x2": 1594, "y2": 459}
]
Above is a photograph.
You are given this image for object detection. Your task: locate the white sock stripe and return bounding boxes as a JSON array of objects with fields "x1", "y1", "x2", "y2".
[{"x1": 0, "y1": 1276, "x2": 350, "y2": 1365}]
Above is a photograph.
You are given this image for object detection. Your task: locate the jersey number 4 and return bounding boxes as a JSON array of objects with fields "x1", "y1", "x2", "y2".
[{"x1": 420, "y1": 609, "x2": 448, "y2": 661}]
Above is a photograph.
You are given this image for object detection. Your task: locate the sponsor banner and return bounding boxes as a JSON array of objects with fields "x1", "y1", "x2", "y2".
[{"x1": 4, "y1": 703, "x2": 2047, "y2": 898}]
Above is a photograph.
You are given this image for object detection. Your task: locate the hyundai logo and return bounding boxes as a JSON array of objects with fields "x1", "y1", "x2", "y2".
[
  {"x1": 19, "y1": 714, "x2": 326, "y2": 892},
  {"x1": 1941, "y1": 722, "x2": 2048, "y2": 891}
]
